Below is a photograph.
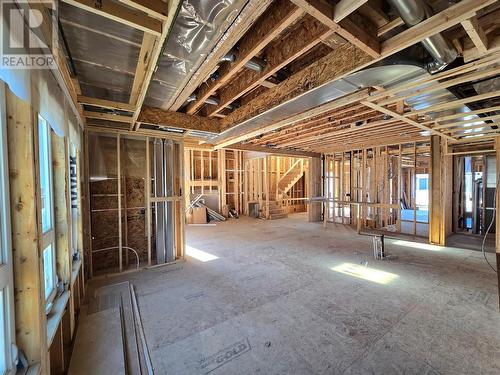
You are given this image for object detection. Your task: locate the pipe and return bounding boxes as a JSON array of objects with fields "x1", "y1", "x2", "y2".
[
  {"x1": 183, "y1": 94, "x2": 237, "y2": 110},
  {"x1": 92, "y1": 247, "x2": 140, "y2": 269},
  {"x1": 221, "y1": 50, "x2": 266, "y2": 72},
  {"x1": 205, "y1": 96, "x2": 220, "y2": 106},
  {"x1": 388, "y1": 0, "x2": 457, "y2": 72},
  {"x1": 244, "y1": 56, "x2": 267, "y2": 72}
]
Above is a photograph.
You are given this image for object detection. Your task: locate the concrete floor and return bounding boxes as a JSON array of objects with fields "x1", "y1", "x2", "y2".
[{"x1": 89, "y1": 214, "x2": 500, "y2": 374}]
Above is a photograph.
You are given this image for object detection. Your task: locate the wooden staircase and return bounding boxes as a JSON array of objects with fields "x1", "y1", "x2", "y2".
[
  {"x1": 265, "y1": 199, "x2": 288, "y2": 220},
  {"x1": 262, "y1": 160, "x2": 305, "y2": 220},
  {"x1": 278, "y1": 159, "x2": 304, "y2": 196}
]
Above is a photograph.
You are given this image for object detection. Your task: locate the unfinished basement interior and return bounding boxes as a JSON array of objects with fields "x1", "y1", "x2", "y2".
[{"x1": 2, "y1": 0, "x2": 500, "y2": 374}]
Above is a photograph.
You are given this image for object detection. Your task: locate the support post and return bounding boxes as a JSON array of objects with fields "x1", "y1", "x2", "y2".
[
  {"x1": 495, "y1": 136, "x2": 500, "y2": 308},
  {"x1": 429, "y1": 135, "x2": 452, "y2": 245},
  {"x1": 308, "y1": 156, "x2": 322, "y2": 222},
  {"x1": 6, "y1": 89, "x2": 48, "y2": 372},
  {"x1": 52, "y1": 133, "x2": 72, "y2": 310}
]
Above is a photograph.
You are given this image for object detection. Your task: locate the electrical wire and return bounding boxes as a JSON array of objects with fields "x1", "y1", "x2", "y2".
[{"x1": 481, "y1": 172, "x2": 498, "y2": 273}]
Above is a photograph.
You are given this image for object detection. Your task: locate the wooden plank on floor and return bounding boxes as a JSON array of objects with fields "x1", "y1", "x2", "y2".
[
  {"x1": 94, "y1": 282, "x2": 141, "y2": 375},
  {"x1": 68, "y1": 307, "x2": 125, "y2": 375}
]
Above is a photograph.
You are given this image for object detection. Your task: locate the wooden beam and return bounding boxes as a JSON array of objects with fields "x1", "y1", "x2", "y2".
[
  {"x1": 377, "y1": 17, "x2": 404, "y2": 37},
  {"x1": 227, "y1": 143, "x2": 321, "y2": 158},
  {"x1": 461, "y1": 16, "x2": 488, "y2": 54},
  {"x1": 207, "y1": 16, "x2": 333, "y2": 116},
  {"x1": 186, "y1": 0, "x2": 304, "y2": 115},
  {"x1": 131, "y1": 0, "x2": 182, "y2": 130},
  {"x1": 381, "y1": 0, "x2": 496, "y2": 56},
  {"x1": 138, "y1": 106, "x2": 221, "y2": 133},
  {"x1": 220, "y1": 44, "x2": 372, "y2": 130},
  {"x1": 62, "y1": 0, "x2": 162, "y2": 35},
  {"x1": 129, "y1": 34, "x2": 157, "y2": 106},
  {"x1": 495, "y1": 136, "x2": 500, "y2": 306},
  {"x1": 290, "y1": 0, "x2": 380, "y2": 57},
  {"x1": 87, "y1": 124, "x2": 184, "y2": 140},
  {"x1": 464, "y1": 32, "x2": 500, "y2": 62},
  {"x1": 406, "y1": 89, "x2": 500, "y2": 117},
  {"x1": 77, "y1": 95, "x2": 136, "y2": 112},
  {"x1": 6, "y1": 89, "x2": 48, "y2": 372},
  {"x1": 118, "y1": 0, "x2": 168, "y2": 20},
  {"x1": 429, "y1": 135, "x2": 452, "y2": 245},
  {"x1": 221, "y1": 0, "x2": 495, "y2": 133},
  {"x1": 210, "y1": 0, "x2": 494, "y2": 148},
  {"x1": 334, "y1": 0, "x2": 368, "y2": 23},
  {"x1": 308, "y1": 156, "x2": 322, "y2": 221},
  {"x1": 52, "y1": 134, "x2": 72, "y2": 285},
  {"x1": 215, "y1": 89, "x2": 370, "y2": 149},
  {"x1": 83, "y1": 111, "x2": 133, "y2": 123},
  {"x1": 260, "y1": 80, "x2": 277, "y2": 89},
  {"x1": 361, "y1": 101, "x2": 456, "y2": 142}
]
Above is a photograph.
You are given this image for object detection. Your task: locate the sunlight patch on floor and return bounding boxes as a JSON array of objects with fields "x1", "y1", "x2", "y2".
[
  {"x1": 331, "y1": 263, "x2": 398, "y2": 284},
  {"x1": 186, "y1": 245, "x2": 219, "y2": 262}
]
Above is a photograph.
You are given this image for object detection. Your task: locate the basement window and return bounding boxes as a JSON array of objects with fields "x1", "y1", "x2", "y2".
[
  {"x1": 38, "y1": 115, "x2": 57, "y2": 311},
  {"x1": 38, "y1": 115, "x2": 54, "y2": 233}
]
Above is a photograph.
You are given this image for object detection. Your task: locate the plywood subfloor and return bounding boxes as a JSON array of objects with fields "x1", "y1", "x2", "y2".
[{"x1": 87, "y1": 214, "x2": 500, "y2": 374}]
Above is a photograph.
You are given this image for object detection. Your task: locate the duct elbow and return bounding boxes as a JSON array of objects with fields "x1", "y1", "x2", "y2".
[{"x1": 388, "y1": 0, "x2": 457, "y2": 73}]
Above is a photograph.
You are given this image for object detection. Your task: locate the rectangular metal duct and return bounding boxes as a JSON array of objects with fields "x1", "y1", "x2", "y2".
[{"x1": 153, "y1": 138, "x2": 175, "y2": 263}]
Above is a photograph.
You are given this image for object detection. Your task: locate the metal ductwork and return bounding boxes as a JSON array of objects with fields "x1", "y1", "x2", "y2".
[
  {"x1": 153, "y1": 138, "x2": 175, "y2": 264},
  {"x1": 183, "y1": 94, "x2": 237, "y2": 110},
  {"x1": 210, "y1": 44, "x2": 487, "y2": 146},
  {"x1": 221, "y1": 50, "x2": 267, "y2": 72},
  {"x1": 388, "y1": 0, "x2": 457, "y2": 72}
]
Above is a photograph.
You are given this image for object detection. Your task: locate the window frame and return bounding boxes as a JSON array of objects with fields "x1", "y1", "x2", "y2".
[
  {"x1": 0, "y1": 83, "x2": 16, "y2": 375},
  {"x1": 69, "y1": 143, "x2": 79, "y2": 258},
  {"x1": 37, "y1": 115, "x2": 58, "y2": 312}
]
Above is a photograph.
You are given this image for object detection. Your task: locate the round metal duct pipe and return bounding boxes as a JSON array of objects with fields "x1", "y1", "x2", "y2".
[
  {"x1": 221, "y1": 50, "x2": 266, "y2": 72},
  {"x1": 183, "y1": 94, "x2": 237, "y2": 110},
  {"x1": 388, "y1": 0, "x2": 457, "y2": 71}
]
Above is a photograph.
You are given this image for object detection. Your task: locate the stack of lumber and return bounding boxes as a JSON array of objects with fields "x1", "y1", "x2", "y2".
[
  {"x1": 68, "y1": 282, "x2": 153, "y2": 375},
  {"x1": 188, "y1": 194, "x2": 226, "y2": 222}
]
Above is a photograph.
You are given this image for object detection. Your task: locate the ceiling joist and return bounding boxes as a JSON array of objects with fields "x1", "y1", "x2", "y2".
[
  {"x1": 290, "y1": 0, "x2": 380, "y2": 57},
  {"x1": 62, "y1": 0, "x2": 162, "y2": 35},
  {"x1": 138, "y1": 106, "x2": 221, "y2": 133},
  {"x1": 186, "y1": 0, "x2": 304, "y2": 115},
  {"x1": 218, "y1": 0, "x2": 495, "y2": 139},
  {"x1": 118, "y1": 0, "x2": 168, "y2": 20},
  {"x1": 207, "y1": 16, "x2": 334, "y2": 117}
]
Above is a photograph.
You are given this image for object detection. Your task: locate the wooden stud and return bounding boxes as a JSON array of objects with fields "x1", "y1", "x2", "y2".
[
  {"x1": 145, "y1": 137, "x2": 151, "y2": 266},
  {"x1": 461, "y1": 16, "x2": 488, "y2": 54},
  {"x1": 52, "y1": 133, "x2": 71, "y2": 285},
  {"x1": 495, "y1": 136, "x2": 500, "y2": 307},
  {"x1": 6, "y1": 89, "x2": 48, "y2": 371},
  {"x1": 117, "y1": 134, "x2": 122, "y2": 272}
]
